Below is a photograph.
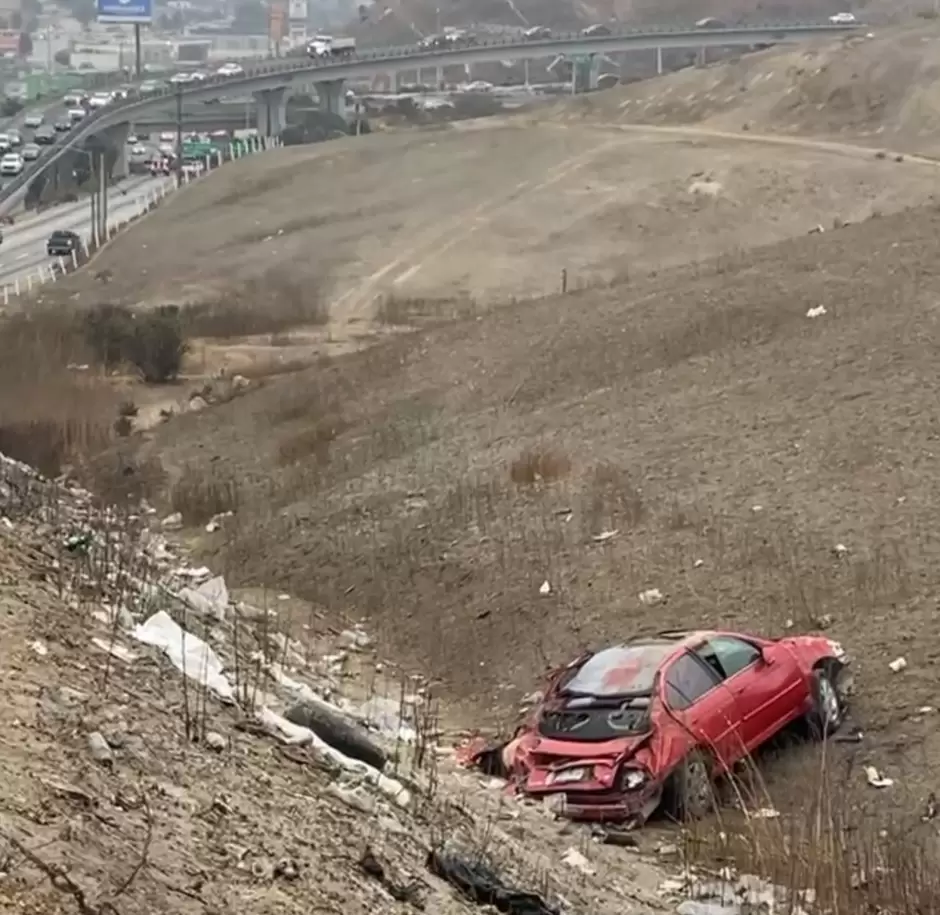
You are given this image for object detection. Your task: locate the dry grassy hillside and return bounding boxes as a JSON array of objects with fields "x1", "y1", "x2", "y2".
[{"x1": 553, "y1": 22, "x2": 940, "y2": 154}]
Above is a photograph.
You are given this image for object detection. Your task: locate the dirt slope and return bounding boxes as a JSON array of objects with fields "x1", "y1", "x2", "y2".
[{"x1": 552, "y1": 22, "x2": 940, "y2": 154}]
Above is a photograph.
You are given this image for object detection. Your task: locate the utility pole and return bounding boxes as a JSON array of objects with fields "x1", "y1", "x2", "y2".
[
  {"x1": 175, "y1": 84, "x2": 184, "y2": 187},
  {"x1": 134, "y1": 23, "x2": 142, "y2": 79},
  {"x1": 98, "y1": 151, "x2": 107, "y2": 244}
]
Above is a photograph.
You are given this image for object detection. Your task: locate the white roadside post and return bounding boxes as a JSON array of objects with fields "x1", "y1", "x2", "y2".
[
  {"x1": 70, "y1": 250, "x2": 78, "y2": 271},
  {"x1": 58, "y1": 257, "x2": 66, "y2": 275}
]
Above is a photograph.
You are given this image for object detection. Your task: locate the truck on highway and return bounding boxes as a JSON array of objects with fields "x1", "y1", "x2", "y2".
[{"x1": 306, "y1": 34, "x2": 356, "y2": 57}]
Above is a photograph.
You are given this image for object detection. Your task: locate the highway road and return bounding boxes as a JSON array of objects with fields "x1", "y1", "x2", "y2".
[{"x1": 0, "y1": 174, "x2": 170, "y2": 294}]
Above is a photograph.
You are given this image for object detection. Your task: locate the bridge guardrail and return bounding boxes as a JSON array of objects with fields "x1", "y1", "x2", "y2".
[{"x1": 0, "y1": 21, "x2": 862, "y2": 209}]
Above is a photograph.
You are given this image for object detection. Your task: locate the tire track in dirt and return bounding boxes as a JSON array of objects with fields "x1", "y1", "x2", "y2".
[{"x1": 329, "y1": 139, "x2": 620, "y2": 323}]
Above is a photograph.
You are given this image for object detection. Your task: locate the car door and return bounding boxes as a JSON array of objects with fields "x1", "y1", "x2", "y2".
[
  {"x1": 662, "y1": 651, "x2": 743, "y2": 772},
  {"x1": 694, "y1": 635, "x2": 805, "y2": 752}
]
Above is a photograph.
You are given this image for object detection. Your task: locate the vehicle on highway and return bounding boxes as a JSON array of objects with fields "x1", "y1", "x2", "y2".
[
  {"x1": 149, "y1": 156, "x2": 173, "y2": 176},
  {"x1": 21, "y1": 143, "x2": 41, "y2": 161},
  {"x1": 159, "y1": 131, "x2": 176, "y2": 142},
  {"x1": 306, "y1": 34, "x2": 356, "y2": 57},
  {"x1": 696, "y1": 16, "x2": 727, "y2": 27},
  {"x1": 23, "y1": 113, "x2": 43, "y2": 129},
  {"x1": 47, "y1": 229, "x2": 83, "y2": 257},
  {"x1": 216, "y1": 61, "x2": 245, "y2": 77},
  {"x1": 458, "y1": 628, "x2": 850, "y2": 825},
  {"x1": 209, "y1": 129, "x2": 230, "y2": 140},
  {"x1": 88, "y1": 92, "x2": 114, "y2": 109},
  {"x1": 63, "y1": 91, "x2": 87, "y2": 107},
  {"x1": 54, "y1": 117, "x2": 71, "y2": 132},
  {"x1": 169, "y1": 71, "x2": 196, "y2": 84},
  {"x1": 829, "y1": 11, "x2": 856, "y2": 22},
  {"x1": 158, "y1": 142, "x2": 176, "y2": 157},
  {"x1": 0, "y1": 134, "x2": 10, "y2": 153},
  {"x1": 139, "y1": 79, "x2": 166, "y2": 95},
  {"x1": 0, "y1": 153, "x2": 24, "y2": 176},
  {"x1": 34, "y1": 125, "x2": 56, "y2": 145},
  {"x1": 7, "y1": 129, "x2": 21, "y2": 147},
  {"x1": 190, "y1": 70, "x2": 209, "y2": 81},
  {"x1": 418, "y1": 33, "x2": 449, "y2": 49},
  {"x1": 523, "y1": 25, "x2": 553, "y2": 40},
  {"x1": 68, "y1": 107, "x2": 87, "y2": 123},
  {"x1": 581, "y1": 23, "x2": 612, "y2": 36}
]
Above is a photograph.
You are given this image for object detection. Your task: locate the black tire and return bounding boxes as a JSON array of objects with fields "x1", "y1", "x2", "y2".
[
  {"x1": 284, "y1": 700, "x2": 387, "y2": 771},
  {"x1": 806, "y1": 663, "x2": 846, "y2": 739},
  {"x1": 665, "y1": 749, "x2": 714, "y2": 821}
]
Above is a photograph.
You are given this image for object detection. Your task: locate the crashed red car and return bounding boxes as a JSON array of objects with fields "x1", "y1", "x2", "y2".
[{"x1": 460, "y1": 628, "x2": 850, "y2": 825}]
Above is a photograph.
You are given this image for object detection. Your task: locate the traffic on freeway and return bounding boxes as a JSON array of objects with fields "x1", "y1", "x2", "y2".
[
  {"x1": 0, "y1": 18, "x2": 864, "y2": 211},
  {"x1": 0, "y1": 174, "x2": 169, "y2": 293}
]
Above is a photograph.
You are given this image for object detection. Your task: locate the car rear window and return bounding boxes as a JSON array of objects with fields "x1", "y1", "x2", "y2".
[{"x1": 560, "y1": 643, "x2": 675, "y2": 696}]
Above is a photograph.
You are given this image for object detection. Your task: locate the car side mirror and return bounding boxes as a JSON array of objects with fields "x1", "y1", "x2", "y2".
[{"x1": 758, "y1": 647, "x2": 774, "y2": 666}]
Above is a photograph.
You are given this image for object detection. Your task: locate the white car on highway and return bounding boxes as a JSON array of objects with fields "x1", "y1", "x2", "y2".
[
  {"x1": 829, "y1": 11, "x2": 856, "y2": 22},
  {"x1": 88, "y1": 92, "x2": 114, "y2": 109},
  {"x1": 23, "y1": 113, "x2": 43, "y2": 128},
  {"x1": 169, "y1": 71, "x2": 195, "y2": 84},
  {"x1": 21, "y1": 143, "x2": 41, "y2": 161},
  {"x1": 0, "y1": 153, "x2": 25, "y2": 176},
  {"x1": 68, "y1": 107, "x2": 87, "y2": 122},
  {"x1": 216, "y1": 61, "x2": 244, "y2": 77}
]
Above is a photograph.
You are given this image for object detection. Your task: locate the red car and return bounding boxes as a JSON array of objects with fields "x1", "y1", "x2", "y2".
[{"x1": 459, "y1": 628, "x2": 850, "y2": 825}]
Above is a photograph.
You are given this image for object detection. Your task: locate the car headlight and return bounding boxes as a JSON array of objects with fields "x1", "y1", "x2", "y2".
[{"x1": 622, "y1": 769, "x2": 647, "y2": 790}]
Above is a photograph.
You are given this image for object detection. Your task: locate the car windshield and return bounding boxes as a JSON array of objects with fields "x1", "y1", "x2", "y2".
[{"x1": 559, "y1": 643, "x2": 675, "y2": 697}]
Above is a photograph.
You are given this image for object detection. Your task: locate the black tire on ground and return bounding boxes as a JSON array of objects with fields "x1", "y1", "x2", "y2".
[
  {"x1": 284, "y1": 700, "x2": 387, "y2": 771},
  {"x1": 664, "y1": 748, "x2": 714, "y2": 822},
  {"x1": 806, "y1": 663, "x2": 846, "y2": 740}
]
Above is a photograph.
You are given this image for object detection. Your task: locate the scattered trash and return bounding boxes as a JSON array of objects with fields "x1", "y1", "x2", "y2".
[
  {"x1": 917, "y1": 706, "x2": 935, "y2": 714},
  {"x1": 806, "y1": 305, "x2": 827, "y2": 318},
  {"x1": 591, "y1": 529, "x2": 619, "y2": 543},
  {"x1": 284, "y1": 698, "x2": 387, "y2": 770},
  {"x1": 273, "y1": 857, "x2": 300, "y2": 881},
  {"x1": 561, "y1": 847, "x2": 595, "y2": 875},
  {"x1": 161, "y1": 512, "x2": 183, "y2": 530},
  {"x1": 87, "y1": 731, "x2": 114, "y2": 767},
  {"x1": 204, "y1": 731, "x2": 226, "y2": 752},
  {"x1": 921, "y1": 791, "x2": 937, "y2": 822},
  {"x1": 539, "y1": 580, "x2": 552, "y2": 596},
  {"x1": 359, "y1": 846, "x2": 424, "y2": 906},
  {"x1": 693, "y1": 558, "x2": 705, "y2": 568},
  {"x1": 865, "y1": 765, "x2": 893, "y2": 789},
  {"x1": 833, "y1": 543, "x2": 848, "y2": 557},
  {"x1": 638, "y1": 588, "x2": 663, "y2": 605},
  {"x1": 656, "y1": 842, "x2": 679, "y2": 857},
  {"x1": 132, "y1": 610, "x2": 234, "y2": 702},
  {"x1": 426, "y1": 847, "x2": 559, "y2": 915},
  {"x1": 888, "y1": 657, "x2": 907, "y2": 673},
  {"x1": 91, "y1": 637, "x2": 139, "y2": 664},
  {"x1": 753, "y1": 807, "x2": 780, "y2": 819},
  {"x1": 179, "y1": 574, "x2": 229, "y2": 623},
  {"x1": 29, "y1": 639, "x2": 48, "y2": 657}
]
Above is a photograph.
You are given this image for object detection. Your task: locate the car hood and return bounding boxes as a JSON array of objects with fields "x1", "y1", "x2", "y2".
[{"x1": 521, "y1": 729, "x2": 651, "y2": 764}]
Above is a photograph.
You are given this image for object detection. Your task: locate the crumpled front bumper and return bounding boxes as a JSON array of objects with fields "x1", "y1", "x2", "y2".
[{"x1": 523, "y1": 779, "x2": 663, "y2": 824}]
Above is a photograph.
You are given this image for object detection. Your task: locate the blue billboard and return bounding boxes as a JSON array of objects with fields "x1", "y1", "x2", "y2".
[{"x1": 97, "y1": 0, "x2": 152, "y2": 24}]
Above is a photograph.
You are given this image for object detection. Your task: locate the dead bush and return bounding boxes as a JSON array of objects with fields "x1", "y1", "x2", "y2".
[
  {"x1": 583, "y1": 463, "x2": 646, "y2": 531},
  {"x1": 169, "y1": 463, "x2": 241, "y2": 525},
  {"x1": 80, "y1": 450, "x2": 167, "y2": 507},
  {"x1": 82, "y1": 303, "x2": 134, "y2": 370},
  {"x1": 509, "y1": 448, "x2": 571, "y2": 486},
  {"x1": 126, "y1": 306, "x2": 188, "y2": 384},
  {"x1": 186, "y1": 273, "x2": 328, "y2": 339}
]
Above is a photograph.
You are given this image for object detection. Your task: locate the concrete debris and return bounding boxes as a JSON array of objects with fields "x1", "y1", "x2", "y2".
[
  {"x1": 806, "y1": 305, "x2": 827, "y2": 318},
  {"x1": 29, "y1": 639, "x2": 48, "y2": 657},
  {"x1": 204, "y1": 731, "x2": 227, "y2": 751},
  {"x1": 888, "y1": 656, "x2": 907, "y2": 673},
  {"x1": 638, "y1": 588, "x2": 663, "y2": 605},
  {"x1": 865, "y1": 765, "x2": 893, "y2": 788},
  {"x1": 591, "y1": 529, "x2": 619, "y2": 543},
  {"x1": 205, "y1": 511, "x2": 233, "y2": 533},
  {"x1": 179, "y1": 574, "x2": 229, "y2": 622},
  {"x1": 539, "y1": 579, "x2": 552, "y2": 596},
  {"x1": 188, "y1": 395, "x2": 208, "y2": 412}
]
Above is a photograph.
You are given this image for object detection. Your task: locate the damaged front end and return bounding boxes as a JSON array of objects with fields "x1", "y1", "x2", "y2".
[{"x1": 458, "y1": 692, "x2": 664, "y2": 826}]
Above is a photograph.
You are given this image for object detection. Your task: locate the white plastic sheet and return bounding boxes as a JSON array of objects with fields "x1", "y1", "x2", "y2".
[{"x1": 132, "y1": 610, "x2": 234, "y2": 701}]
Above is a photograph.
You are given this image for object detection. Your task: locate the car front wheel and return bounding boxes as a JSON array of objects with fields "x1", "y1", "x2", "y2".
[
  {"x1": 807, "y1": 664, "x2": 846, "y2": 738},
  {"x1": 666, "y1": 748, "x2": 714, "y2": 821}
]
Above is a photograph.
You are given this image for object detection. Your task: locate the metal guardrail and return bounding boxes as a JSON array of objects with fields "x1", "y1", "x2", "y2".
[{"x1": 0, "y1": 21, "x2": 862, "y2": 210}]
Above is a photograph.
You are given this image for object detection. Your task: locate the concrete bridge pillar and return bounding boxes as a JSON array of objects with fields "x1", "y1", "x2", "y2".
[
  {"x1": 316, "y1": 79, "x2": 347, "y2": 118},
  {"x1": 101, "y1": 122, "x2": 130, "y2": 178},
  {"x1": 253, "y1": 86, "x2": 288, "y2": 138},
  {"x1": 656, "y1": 46, "x2": 663, "y2": 75}
]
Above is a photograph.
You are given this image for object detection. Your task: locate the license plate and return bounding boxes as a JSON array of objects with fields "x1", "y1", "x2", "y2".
[{"x1": 549, "y1": 767, "x2": 587, "y2": 784}]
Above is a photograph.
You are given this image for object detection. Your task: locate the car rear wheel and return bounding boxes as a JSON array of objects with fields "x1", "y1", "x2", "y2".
[
  {"x1": 808, "y1": 664, "x2": 845, "y2": 739},
  {"x1": 666, "y1": 749, "x2": 714, "y2": 821}
]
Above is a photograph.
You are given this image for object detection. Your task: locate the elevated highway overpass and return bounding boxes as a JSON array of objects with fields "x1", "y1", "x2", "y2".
[{"x1": 0, "y1": 21, "x2": 862, "y2": 215}]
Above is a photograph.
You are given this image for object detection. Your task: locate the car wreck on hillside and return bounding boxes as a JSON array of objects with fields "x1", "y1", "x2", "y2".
[{"x1": 458, "y1": 629, "x2": 850, "y2": 826}]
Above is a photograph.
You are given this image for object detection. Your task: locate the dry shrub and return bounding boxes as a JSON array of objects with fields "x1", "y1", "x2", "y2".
[
  {"x1": 583, "y1": 463, "x2": 646, "y2": 531},
  {"x1": 0, "y1": 309, "x2": 116, "y2": 475},
  {"x1": 169, "y1": 463, "x2": 240, "y2": 524},
  {"x1": 375, "y1": 293, "x2": 477, "y2": 326},
  {"x1": 80, "y1": 450, "x2": 167, "y2": 507},
  {"x1": 277, "y1": 416, "x2": 348, "y2": 466},
  {"x1": 509, "y1": 447, "x2": 571, "y2": 486},
  {"x1": 186, "y1": 273, "x2": 328, "y2": 339}
]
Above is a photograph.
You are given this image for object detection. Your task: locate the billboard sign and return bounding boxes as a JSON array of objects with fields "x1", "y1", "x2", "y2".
[
  {"x1": 268, "y1": 0, "x2": 287, "y2": 41},
  {"x1": 288, "y1": 0, "x2": 307, "y2": 19},
  {"x1": 97, "y1": 0, "x2": 152, "y2": 24}
]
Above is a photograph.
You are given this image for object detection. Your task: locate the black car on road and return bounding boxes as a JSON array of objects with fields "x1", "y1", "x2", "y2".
[
  {"x1": 47, "y1": 230, "x2": 82, "y2": 257},
  {"x1": 34, "y1": 125, "x2": 57, "y2": 145}
]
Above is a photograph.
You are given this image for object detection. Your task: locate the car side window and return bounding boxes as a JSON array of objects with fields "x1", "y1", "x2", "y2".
[
  {"x1": 664, "y1": 653, "x2": 721, "y2": 711},
  {"x1": 697, "y1": 636, "x2": 762, "y2": 680}
]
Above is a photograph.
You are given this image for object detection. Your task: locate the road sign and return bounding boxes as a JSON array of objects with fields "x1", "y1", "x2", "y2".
[
  {"x1": 96, "y1": 0, "x2": 152, "y2": 24},
  {"x1": 288, "y1": 0, "x2": 307, "y2": 20}
]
